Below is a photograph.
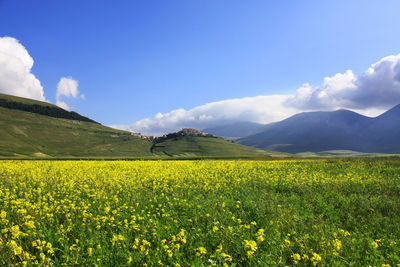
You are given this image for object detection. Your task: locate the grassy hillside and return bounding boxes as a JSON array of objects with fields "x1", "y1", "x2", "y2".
[
  {"x1": 151, "y1": 135, "x2": 285, "y2": 157},
  {"x1": 0, "y1": 106, "x2": 152, "y2": 158},
  {"x1": 0, "y1": 94, "x2": 280, "y2": 158},
  {"x1": 0, "y1": 93, "x2": 57, "y2": 107},
  {"x1": 0, "y1": 93, "x2": 96, "y2": 123}
]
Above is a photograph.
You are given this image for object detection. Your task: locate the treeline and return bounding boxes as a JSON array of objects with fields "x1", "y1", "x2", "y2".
[{"x1": 0, "y1": 99, "x2": 98, "y2": 123}]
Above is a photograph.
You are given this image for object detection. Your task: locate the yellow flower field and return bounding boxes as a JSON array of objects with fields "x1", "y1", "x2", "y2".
[{"x1": 0, "y1": 159, "x2": 399, "y2": 266}]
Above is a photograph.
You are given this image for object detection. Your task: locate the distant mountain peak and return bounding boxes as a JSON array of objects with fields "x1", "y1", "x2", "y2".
[
  {"x1": 237, "y1": 107, "x2": 400, "y2": 153},
  {"x1": 203, "y1": 122, "x2": 265, "y2": 138},
  {"x1": 378, "y1": 104, "x2": 400, "y2": 118}
]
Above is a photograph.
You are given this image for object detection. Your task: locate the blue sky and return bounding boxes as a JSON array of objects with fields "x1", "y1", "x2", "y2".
[{"x1": 1, "y1": 0, "x2": 400, "y2": 135}]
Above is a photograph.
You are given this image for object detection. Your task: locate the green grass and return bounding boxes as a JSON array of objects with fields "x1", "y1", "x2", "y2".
[{"x1": 1, "y1": 158, "x2": 399, "y2": 266}]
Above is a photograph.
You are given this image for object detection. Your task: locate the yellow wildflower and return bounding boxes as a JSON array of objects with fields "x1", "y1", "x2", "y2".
[
  {"x1": 291, "y1": 253, "x2": 301, "y2": 264},
  {"x1": 311, "y1": 253, "x2": 322, "y2": 265}
]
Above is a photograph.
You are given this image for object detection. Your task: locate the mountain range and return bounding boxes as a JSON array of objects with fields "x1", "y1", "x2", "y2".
[{"x1": 235, "y1": 105, "x2": 400, "y2": 153}]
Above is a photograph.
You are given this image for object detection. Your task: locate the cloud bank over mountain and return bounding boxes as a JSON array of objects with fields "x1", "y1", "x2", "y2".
[
  {"x1": 0, "y1": 36, "x2": 45, "y2": 101},
  {"x1": 127, "y1": 54, "x2": 400, "y2": 136},
  {"x1": 287, "y1": 54, "x2": 400, "y2": 110},
  {"x1": 125, "y1": 95, "x2": 297, "y2": 136}
]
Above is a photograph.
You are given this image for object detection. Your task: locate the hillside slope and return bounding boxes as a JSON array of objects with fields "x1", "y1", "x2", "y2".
[
  {"x1": 0, "y1": 107, "x2": 153, "y2": 157},
  {"x1": 0, "y1": 93, "x2": 97, "y2": 123},
  {"x1": 0, "y1": 95, "x2": 153, "y2": 157}
]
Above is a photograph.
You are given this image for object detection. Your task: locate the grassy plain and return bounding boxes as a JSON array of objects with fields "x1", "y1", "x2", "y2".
[{"x1": 0, "y1": 159, "x2": 399, "y2": 266}]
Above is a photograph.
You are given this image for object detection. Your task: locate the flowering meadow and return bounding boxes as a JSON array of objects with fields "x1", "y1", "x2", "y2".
[{"x1": 0, "y1": 159, "x2": 399, "y2": 266}]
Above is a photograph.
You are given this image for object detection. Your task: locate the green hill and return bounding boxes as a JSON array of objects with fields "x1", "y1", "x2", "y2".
[
  {"x1": 0, "y1": 93, "x2": 97, "y2": 123},
  {"x1": 0, "y1": 95, "x2": 152, "y2": 158},
  {"x1": 150, "y1": 129, "x2": 284, "y2": 158},
  {"x1": 0, "y1": 94, "x2": 278, "y2": 158}
]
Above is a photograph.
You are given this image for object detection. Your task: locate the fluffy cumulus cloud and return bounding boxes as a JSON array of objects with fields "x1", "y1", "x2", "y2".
[
  {"x1": 287, "y1": 54, "x2": 400, "y2": 110},
  {"x1": 56, "y1": 77, "x2": 84, "y2": 110},
  {"x1": 0, "y1": 36, "x2": 45, "y2": 101},
  {"x1": 126, "y1": 53, "x2": 400, "y2": 136}
]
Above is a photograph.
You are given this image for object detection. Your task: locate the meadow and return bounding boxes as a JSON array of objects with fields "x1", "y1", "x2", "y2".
[{"x1": 0, "y1": 159, "x2": 399, "y2": 266}]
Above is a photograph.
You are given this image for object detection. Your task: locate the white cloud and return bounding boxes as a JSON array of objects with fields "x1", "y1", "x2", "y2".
[
  {"x1": 287, "y1": 54, "x2": 400, "y2": 110},
  {"x1": 125, "y1": 53, "x2": 400, "y2": 136},
  {"x1": 0, "y1": 36, "x2": 85, "y2": 111},
  {"x1": 55, "y1": 101, "x2": 70, "y2": 111},
  {"x1": 126, "y1": 95, "x2": 300, "y2": 136},
  {"x1": 56, "y1": 77, "x2": 81, "y2": 110},
  {"x1": 0, "y1": 36, "x2": 45, "y2": 101}
]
